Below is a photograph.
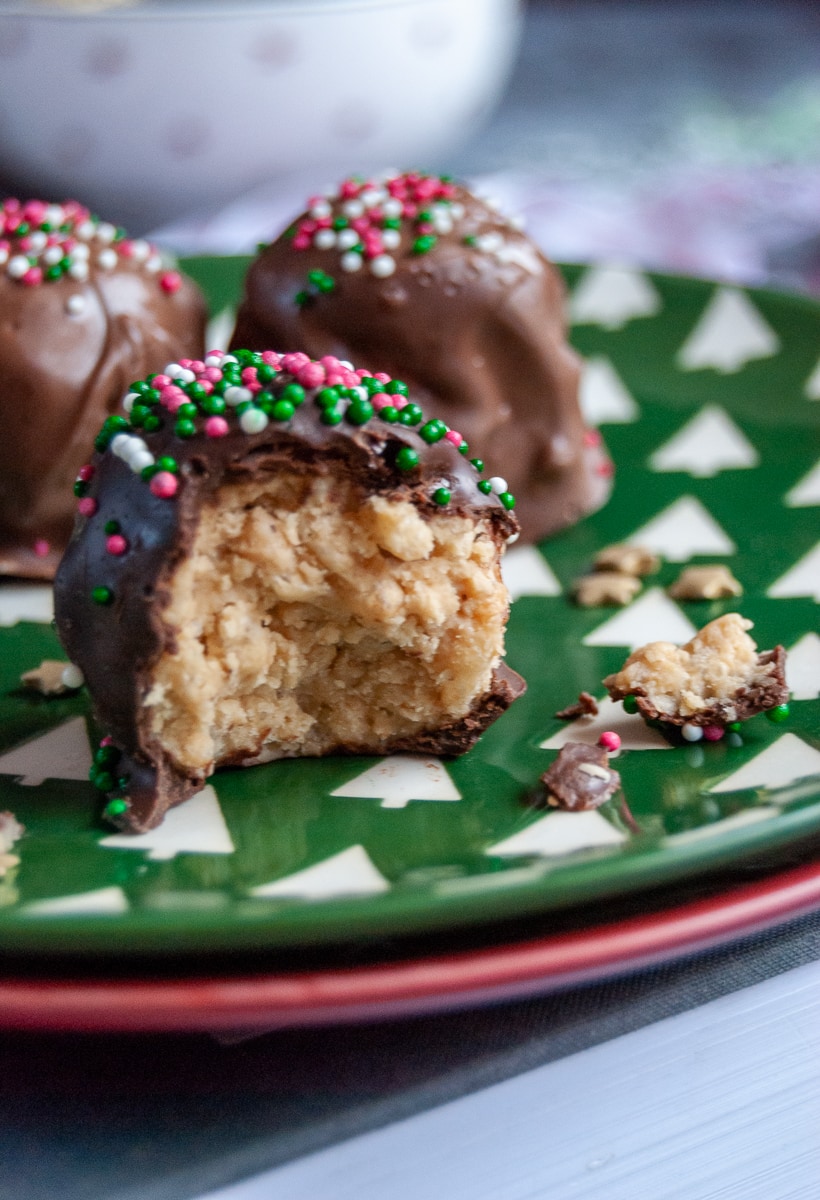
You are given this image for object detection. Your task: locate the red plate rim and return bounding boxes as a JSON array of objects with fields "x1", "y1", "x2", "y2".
[{"x1": 2, "y1": 859, "x2": 819, "y2": 1033}]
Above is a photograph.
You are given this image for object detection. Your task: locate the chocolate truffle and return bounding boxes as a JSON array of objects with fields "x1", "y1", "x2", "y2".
[
  {"x1": 0, "y1": 197, "x2": 207, "y2": 579},
  {"x1": 54, "y1": 348, "x2": 525, "y2": 832},
  {"x1": 230, "y1": 171, "x2": 612, "y2": 544}
]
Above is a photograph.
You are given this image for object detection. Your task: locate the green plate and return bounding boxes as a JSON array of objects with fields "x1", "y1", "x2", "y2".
[{"x1": 0, "y1": 259, "x2": 818, "y2": 957}]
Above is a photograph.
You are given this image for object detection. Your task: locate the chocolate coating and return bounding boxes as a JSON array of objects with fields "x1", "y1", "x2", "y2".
[
  {"x1": 230, "y1": 173, "x2": 612, "y2": 544},
  {"x1": 54, "y1": 350, "x2": 524, "y2": 832},
  {"x1": 0, "y1": 199, "x2": 207, "y2": 579},
  {"x1": 539, "y1": 742, "x2": 621, "y2": 811}
]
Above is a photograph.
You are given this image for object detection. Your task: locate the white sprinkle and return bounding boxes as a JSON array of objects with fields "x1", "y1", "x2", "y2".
[
  {"x1": 310, "y1": 200, "x2": 332, "y2": 220},
  {"x1": 225, "y1": 385, "x2": 253, "y2": 406},
  {"x1": 28, "y1": 231, "x2": 48, "y2": 252},
  {"x1": 95, "y1": 222, "x2": 117, "y2": 244},
  {"x1": 0, "y1": 247, "x2": 7, "y2": 266},
  {"x1": 314, "y1": 229, "x2": 337, "y2": 250},
  {"x1": 129, "y1": 449, "x2": 155, "y2": 473},
  {"x1": 509, "y1": 214, "x2": 526, "y2": 231},
  {"x1": 382, "y1": 198, "x2": 403, "y2": 219},
  {"x1": 76, "y1": 220, "x2": 96, "y2": 240},
  {"x1": 361, "y1": 188, "x2": 386, "y2": 208},
  {"x1": 43, "y1": 244, "x2": 63, "y2": 266},
  {"x1": 123, "y1": 436, "x2": 148, "y2": 460},
  {"x1": 68, "y1": 261, "x2": 89, "y2": 281},
  {"x1": 130, "y1": 240, "x2": 150, "y2": 262},
  {"x1": 110, "y1": 434, "x2": 132, "y2": 458},
  {"x1": 682, "y1": 723, "x2": 704, "y2": 743},
  {"x1": 488, "y1": 476, "x2": 508, "y2": 494},
  {"x1": 431, "y1": 211, "x2": 453, "y2": 235},
  {"x1": 349, "y1": 385, "x2": 369, "y2": 402},
  {"x1": 66, "y1": 294, "x2": 86, "y2": 316},
  {"x1": 382, "y1": 229, "x2": 401, "y2": 250},
  {"x1": 239, "y1": 407, "x2": 269, "y2": 434},
  {"x1": 337, "y1": 228, "x2": 359, "y2": 250},
  {"x1": 506, "y1": 531, "x2": 520, "y2": 545},
  {"x1": 7, "y1": 255, "x2": 29, "y2": 279},
  {"x1": 123, "y1": 392, "x2": 139, "y2": 413},
  {"x1": 378, "y1": 168, "x2": 400, "y2": 183},
  {"x1": 221, "y1": 354, "x2": 238, "y2": 366},
  {"x1": 450, "y1": 203, "x2": 465, "y2": 220},
  {"x1": 577, "y1": 762, "x2": 611, "y2": 781},
  {"x1": 97, "y1": 248, "x2": 117, "y2": 270},
  {"x1": 481, "y1": 195, "x2": 501, "y2": 211},
  {"x1": 61, "y1": 664, "x2": 84, "y2": 690},
  {"x1": 166, "y1": 364, "x2": 195, "y2": 383},
  {"x1": 44, "y1": 205, "x2": 65, "y2": 227},
  {"x1": 71, "y1": 242, "x2": 90, "y2": 260},
  {"x1": 145, "y1": 254, "x2": 162, "y2": 273},
  {"x1": 476, "y1": 232, "x2": 504, "y2": 254},
  {"x1": 343, "y1": 199, "x2": 365, "y2": 219},
  {"x1": 341, "y1": 251, "x2": 363, "y2": 273},
  {"x1": 370, "y1": 254, "x2": 396, "y2": 278},
  {"x1": 339, "y1": 360, "x2": 354, "y2": 370},
  {"x1": 204, "y1": 354, "x2": 224, "y2": 367}
]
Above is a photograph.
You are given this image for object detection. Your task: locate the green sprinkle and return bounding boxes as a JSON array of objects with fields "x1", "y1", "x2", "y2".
[
  {"x1": 417, "y1": 209, "x2": 432, "y2": 224},
  {"x1": 499, "y1": 492, "x2": 516, "y2": 510},
  {"x1": 385, "y1": 380, "x2": 409, "y2": 396},
  {"x1": 186, "y1": 382, "x2": 207, "y2": 402},
  {"x1": 73, "y1": 480, "x2": 87, "y2": 498},
  {"x1": 432, "y1": 487, "x2": 451, "y2": 506},
  {"x1": 332, "y1": 216, "x2": 349, "y2": 231},
  {"x1": 91, "y1": 585, "x2": 113, "y2": 606},
  {"x1": 142, "y1": 414, "x2": 162, "y2": 433},
  {"x1": 141, "y1": 464, "x2": 160, "y2": 481},
  {"x1": 92, "y1": 770, "x2": 115, "y2": 793},
  {"x1": 458, "y1": 441, "x2": 469, "y2": 455},
  {"x1": 727, "y1": 721, "x2": 742, "y2": 733},
  {"x1": 316, "y1": 387, "x2": 340, "y2": 409},
  {"x1": 463, "y1": 235, "x2": 478, "y2": 246},
  {"x1": 419, "y1": 419, "x2": 447, "y2": 444},
  {"x1": 380, "y1": 406, "x2": 399, "y2": 423},
  {"x1": 256, "y1": 241, "x2": 271, "y2": 253},
  {"x1": 477, "y1": 480, "x2": 492, "y2": 495},
  {"x1": 46, "y1": 264, "x2": 62, "y2": 280},
  {"x1": 766, "y1": 703, "x2": 790, "y2": 723},
  {"x1": 177, "y1": 403, "x2": 198, "y2": 419},
  {"x1": 395, "y1": 447, "x2": 420, "y2": 471},
  {"x1": 346, "y1": 400, "x2": 374, "y2": 426},
  {"x1": 257, "y1": 363, "x2": 277, "y2": 384},
  {"x1": 103, "y1": 520, "x2": 120, "y2": 535},
  {"x1": 272, "y1": 399, "x2": 295, "y2": 422},
  {"x1": 622, "y1": 695, "x2": 639, "y2": 715},
  {"x1": 320, "y1": 407, "x2": 343, "y2": 426},
  {"x1": 174, "y1": 418, "x2": 197, "y2": 439},
  {"x1": 202, "y1": 395, "x2": 226, "y2": 416},
  {"x1": 295, "y1": 290, "x2": 309, "y2": 307},
  {"x1": 470, "y1": 458, "x2": 484, "y2": 472},
  {"x1": 131, "y1": 381, "x2": 153, "y2": 396},
  {"x1": 129, "y1": 404, "x2": 149, "y2": 427},
  {"x1": 317, "y1": 274, "x2": 335, "y2": 294},
  {"x1": 361, "y1": 376, "x2": 383, "y2": 395},
  {"x1": 104, "y1": 797, "x2": 129, "y2": 818},
  {"x1": 281, "y1": 383, "x2": 306, "y2": 406},
  {"x1": 94, "y1": 745, "x2": 120, "y2": 767},
  {"x1": 382, "y1": 217, "x2": 401, "y2": 230}
]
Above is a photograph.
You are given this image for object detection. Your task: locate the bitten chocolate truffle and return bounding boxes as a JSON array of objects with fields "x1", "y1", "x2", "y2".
[
  {"x1": 230, "y1": 171, "x2": 612, "y2": 544},
  {"x1": 54, "y1": 349, "x2": 525, "y2": 833},
  {"x1": 0, "y1": 197, "x2": 207, "y2": 578}
]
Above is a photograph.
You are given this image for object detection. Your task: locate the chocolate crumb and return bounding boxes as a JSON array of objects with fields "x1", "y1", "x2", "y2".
[
  {"x1": 538, "y1": 742, "x2": 621, "y2": 811},
  {"x1": 555, "y1": 691, "x2": 600, "y2": 720}
]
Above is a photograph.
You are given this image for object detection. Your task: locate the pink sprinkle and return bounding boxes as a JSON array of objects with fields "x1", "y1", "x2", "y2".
[
  {"x1": 247, "y1": 381, "x2": 262, "y2": 393},
  {"x1": 198, "y1": 379, "x2": 213, "y2": 394},
  {"x1": 444, "y1": 431, "x2": 463, "y2": 447},
  {"x1": 206, "y1": 348, "x2": 225, "y2": 360},
  {"x1": 160, "y1": 385, "x2": 186, "y2": 413},
  {"x1": 18, "y1": 235, "x2": 33, "y2": 252},
  {"x1": 201, "y1": 366, "x2": 223, "y2": 384},
  {"x1": 320, "y1": 355, "x2": 342, "y2": 371},
  {"x1": 340, "y1": 179, "x2": 360, "y2": 199},
  {"x1": 241, "y1": 366, "x2": 258, "y2": 385},
  {"x1": 703, "y1": 725, "x2": 725, "y2": 742},
  {"x1": 315, "y1": 215, "x2": 332, "y2": 229},
  {"x1": 392, "y1": 395, "x2": 408, "y2": 410},
  {"x1": 357, "y1": 369, "x2": 373, "y2": 379},
  {"x1": 106, "y1": 534, "x2": 128, "y2": 556},
  {"x1": 339, "y1": 368, "x2": 359, "y2": 387},
  {"x1": 205, "y1": 416, "x2": 229, "y2": 438},
  {"x1": 160, "y1": 271, "x2": 181, "y2": 295},
  {"x1": 299, "y1": 219, "x2": 317, "y2": 236},
  {"x1": 416, "y1": 222, "x2": 434, "y2": 236},
  {"x1": 374, "y1": 372, "x2": 391, "y2": 384},
  {"x1": 297, "y1": 362, "x2": 326, "y2": 389},
  {"x1": 33, "y1": 539, "x2": 50, "y2": 557},
  {"x1": 598, "y1": 731, "x2": 621, "y2": 753},
  {"x1": 325, "y1": 372, "x2": 344, "y2": 387},
  {"x1": 77, "y1": 464, "x2": 95, "y2": 482},
  {"x1": 583, "y1": 429, "x2": 602, "y2": 447},
  {"x1": 151, "y1": 374, "x2": 172, "y2": 389},
  {"x1": 415, "y1": 177, "x2": 437, "y2": 200},
  {"x1": 261, "y1": 351, "x2": 281, "y2": 367},
  {"x1": 597, "y1": 460, "x2": 615, "y2": 477},
  {"x1": 440, "y1": 183, "x2": 457, "y2": 199},
  {"x1": 293, "y1": 234, "x2": 312, "y2": 251},
  {"x1": 402, "y1": 203, "x2": 418, "y2": 219},
  {"x1": 100, "y1": 735, "x2": 114, "y2": 747},
  {"x1": 189, "y1": 360, "x2": 205, "y2": 373},
  {"x1": 149, "y1": 471, "x2": 178, "y2": 499},
  {"x1": 178, "y1": 359, "x2": 193, "y2": 368},
  {"x1": 23, "y1": 199, "x2": 46, "y2": 224},
  {"x1": 118, "y1": 240, "x2": 135, "y2": 258},
  {"x1": 351, "y1": 217, "x2": 370, "y2": 235},
  {"x1": 22, "y1": 266, "x2": 42, "y2": 286},
  {"x1": 77, "y1": 497, "x2": 97, "y2": 517},
  {"x1": 282, "y1": 351, "x2": 310, "y2": 372},
  {"x1": 370, "y1": 392, "x2": 392, "y2": 411}
]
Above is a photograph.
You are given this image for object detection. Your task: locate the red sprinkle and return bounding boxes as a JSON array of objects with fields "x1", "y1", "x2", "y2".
[
  {"x1": 149, "y1": 472, "x2": 178, "y2": 499},
  {"x1": 205, "y1": 416, "x2": 229, "y2": 438},
  {"x1": 77, "y1": 464, "x2": 95, "y2": 482},
  {"x1": 598, "y1": 731, "x2": 621, "y2": 753},
  {"x1": 106, "y1": 534, "x2": 128, "y2": 556},
  {"x1": 703, "y1": 725, "x2": 725, "y2": 742},
  {"x1": 159, "y1": 271, "x2": 181, "y2": 295}
]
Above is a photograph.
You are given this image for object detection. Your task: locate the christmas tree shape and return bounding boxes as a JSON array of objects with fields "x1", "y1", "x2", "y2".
[
  {"x1": 501, "y1": 545, "x2": 561, "y2": 601},
  {"x1": 487, "y1": 810, "x2": 626, "y2": 859},
  {"x1": 100, "y1": 785, "x2": 234, "y2": 859},
  {"x1": 677, "y1": 287, "x2": 780, "y2": 373},
  {"x1": 787, "y1": 633, "x2": 820, "y2": 701},
  {"x1": 666, "y1": 806, "x2": 781, "y2": 845},
  {"x1": 785, "y1": 460, "x2": 820, "y2": 508},
  {"x1": 708, "y1": 733, "x2": 820, "y2": 795},
  {"x1": 540, "y1": 695, "x2": 671, "y2": 751},
  {"x1": 579, "y1": 357, "x2": 639, "y2": 425},
  {"x1": 0, "y1": 584, "x2": 54, "y2": 627},
  {"x1": 205, "y1": 306, "x2": 236, "y2": 353},
  {"x1": 331, "y1": 755, "x2": 461, "y2": 810},
  {"x1": 626, "y1": 495, "x2": 736, "y2": 561},
  {"x1": 0, "y1": 716, "x2": 92, "y2": 786},
  {"x1": 583, "y1": 588, "x2": 696, "y2": 650},
  {"x1": 805, "y1": 356, "x2": 820, "y2": 400},
  {"x1": 250, "y1": 844, "x2": 390, "y2": 900},
  {"x1": 767, "y1": 542, "x2": 820, "y2": 603},
  {"x1": 22, "y1": 885, "x2": 129, "y2": 917},
  {"x1": 569, "y1": 265, "x2": 662, "y2": 330},
  {"x1": 649, "y1": 405, "x2": 759, "y2": 477}
]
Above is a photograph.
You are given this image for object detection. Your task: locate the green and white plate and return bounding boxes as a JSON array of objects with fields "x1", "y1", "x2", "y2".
[{"x1": 0, "y1": 259, "x2": 818, "y2": 957}]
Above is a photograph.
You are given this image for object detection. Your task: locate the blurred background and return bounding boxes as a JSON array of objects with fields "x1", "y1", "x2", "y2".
[{"x1": 1, "y1": 0, "x2": 819, "y2": 288}]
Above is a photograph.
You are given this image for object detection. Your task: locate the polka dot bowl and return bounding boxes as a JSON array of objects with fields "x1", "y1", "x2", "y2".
[{"x1": 0, "y1": 0, "x2": 521, "y2": 233}]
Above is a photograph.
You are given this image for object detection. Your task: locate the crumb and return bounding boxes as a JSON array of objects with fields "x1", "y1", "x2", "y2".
[
  {"x1": 555, "y1": 691, "x2": 600, "y2": 720},
  {"x1": 573, "y1": 572, "x2": 641, "y2": 607},
  {"x1": 594, "y1": 544, "x2": 660, "y2": 577},
  {"x1": 668, "y1": 565, "x2": 743, "y2": 600},
  {"x1": 538, "y1": 742, "x2": 621, "y2": 811},
  {"x1": 20, "y1": 660, "x2": 76, "y2": 695},
  {"x1": 603, "y1": 613, "x2": 788, "y2": 727}
]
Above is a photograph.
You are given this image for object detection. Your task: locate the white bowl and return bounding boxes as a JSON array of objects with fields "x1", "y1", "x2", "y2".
[{"x1": 0, "y1": 0, "x2": 521, "y2": 232}]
